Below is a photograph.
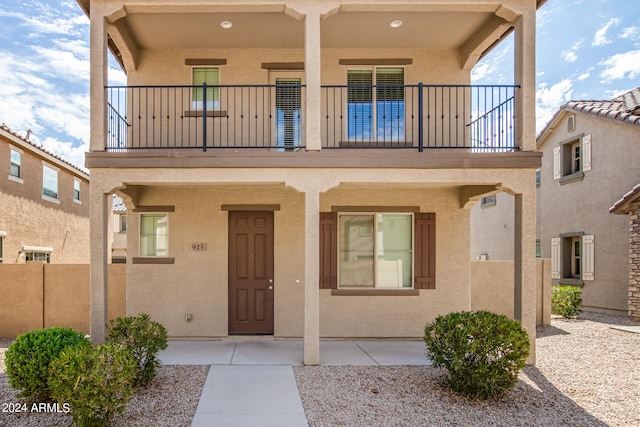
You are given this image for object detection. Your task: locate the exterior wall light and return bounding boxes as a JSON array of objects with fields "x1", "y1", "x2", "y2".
[
  {"x1": 390, "y1": 20, "x2": 403, "y2": 28},
  {"x1": 221, "y1": 21, "x2": 232, "y2": 29}
]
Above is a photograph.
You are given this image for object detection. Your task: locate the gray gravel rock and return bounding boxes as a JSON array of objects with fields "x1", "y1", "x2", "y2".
[{"x1": 1, "y1": 311, "x2": 638, "y2": 426}]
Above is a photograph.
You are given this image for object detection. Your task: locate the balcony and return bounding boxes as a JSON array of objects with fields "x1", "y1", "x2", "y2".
[{"x1": 106, "y1": 84, "x2": 519, "y2": 153}]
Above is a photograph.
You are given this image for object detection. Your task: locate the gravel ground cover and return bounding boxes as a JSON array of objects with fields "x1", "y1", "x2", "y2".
[
  {"x1": 296, "y1": 312, "x2": 640, "y2": 427},
  {"x1": 1, "y1": 311, "x2": 639, "y2": 426}
]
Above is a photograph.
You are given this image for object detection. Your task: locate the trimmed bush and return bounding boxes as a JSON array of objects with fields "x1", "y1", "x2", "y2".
[
  {"x1": 424, "y1": 311, "x2": 530, "y2": 399},
  {"x1": 5, "y1": 327, "x2": 90, "y2": 402},
  {"x1": 49, "y1": 343, "x2": 137, "y2": 427},
  {"x1": 107, "y1": 313, "x2": 168, "y2": 386},
  {"x1": 552, "y1": 285, "x2": 583, "y2": 319}
]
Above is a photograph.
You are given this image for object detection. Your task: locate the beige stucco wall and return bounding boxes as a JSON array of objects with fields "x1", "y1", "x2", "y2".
[
  {"x1": 0, "y1": 134, "x2": 90, "y2": 264},
  {"x1": 538, "y1": 112, "x2": 640, "y2": 314},
  {"x1": 470, "y1": 259, "x2": 550, "y2": 326},
  {"x1": 0, "y1": 264, "x2": 125, "y2": 337},
  {"x1": 470, "y1": 192, "x2": 515, "y2": 260},
  {"x1": 124, "y1": 183, "x2": 479, "y2": 338},
  {"x1": 124, "y1": 185, "x2": 306, "y2": 338}
]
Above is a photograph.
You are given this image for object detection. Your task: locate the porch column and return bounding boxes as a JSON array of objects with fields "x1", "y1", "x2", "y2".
[
  {"x1": 514, "y1": 187, "x2": 536, "y2": 364},
  {"x1": 303, "y1": 188, "x2": 321, "y2": 364},
  {"x1": 90, "y1": 187, "x2": 110, "y2": 344},
  {"x1": 304, "y1": 11, "x2": 322, "y2": 151},
  {"x1": 89, "y1": 9, "x2": 108, "y2": 152},
  {"x1": 514, "y1": 7, "x2": 536, "y2": 152}
]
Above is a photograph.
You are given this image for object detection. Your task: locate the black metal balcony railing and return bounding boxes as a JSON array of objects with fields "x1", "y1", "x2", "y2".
[{"x1": 106, "y1": 84, "x2": 519, "y2": 152}]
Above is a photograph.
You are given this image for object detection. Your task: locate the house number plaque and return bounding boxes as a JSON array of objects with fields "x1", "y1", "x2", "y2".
[{"x1": 191, "y1": 243, "x2": 207, "y2": 252}]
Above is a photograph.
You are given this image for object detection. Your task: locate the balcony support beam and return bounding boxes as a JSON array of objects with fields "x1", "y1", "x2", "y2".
[
  {"x1": 514, "y1": 8, "x2": 536, "y2": 152},
  {"x1": 89, "y1": 6, "x2": 109, "y2": 152}
]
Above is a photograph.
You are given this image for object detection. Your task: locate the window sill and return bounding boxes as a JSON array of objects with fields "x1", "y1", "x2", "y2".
[
  {"x1": 42, "y1": 195, "x2": 60, "y2": 204},
  {"x1": 8, "y1": 175, "x2": 23, "y2": 184},
  {"x1": 557, "y1": 278, "x2": 584, "y2": 286},
  {"x1": 132, "y1": 257, "x2": 174, "y2": 264},
  {"x1": 559, "y1": 171, "x2": 584, "y2": 185},
  {"x1": 331, "y1": 289, "x2": 419, "y2": 296},
  {"x1": 73, "y1": 199, "x2": 82, "y2": 204},
  {"x1": 184, "y1": 110, "x2": 227, "y2": 118}
]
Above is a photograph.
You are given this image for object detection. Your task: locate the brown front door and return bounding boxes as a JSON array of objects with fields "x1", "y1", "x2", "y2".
[{"x1": 228, "y1": 211, "x2": 274, "y2": 334}]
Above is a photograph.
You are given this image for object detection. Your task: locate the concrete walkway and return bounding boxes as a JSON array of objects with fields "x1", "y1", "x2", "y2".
[{"x1": 158, "y1": 339, "x2": 430, "y2": 427}]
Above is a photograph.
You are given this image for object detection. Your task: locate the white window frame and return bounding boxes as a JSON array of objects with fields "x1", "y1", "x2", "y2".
[
  {"x1": 552, "y1": 234, "x2": 594, "y2": 282},
  {"x1": 73, "y1": 178, "x2": 81, "y2": 202},
  {"x1": 42, "y1": 163, "x2": 59, "y2": 203},
  {"x1": 23, "y1": 246, "x2": 53, "y2": 263},
  {"x1": 139, "y1": 213, "x2": 169, "y2": 257},
  {"x1": 9, "y1": 145, "x2": 23, "y2": 183},
  {"x1": 346, "y1": 66, "x2": 406, "y2": 142},
  {"x1": 571, "y1": 236, "x2": 581, "y2": 279},
  {"x1": 191, "y1": 67, "x2": 220, "y2": 110},
  {"x1": 119, "y1": 213, "x2": 127, "y2": 233},
  {"x1": 337, "y1": 212, "x2": 414, "y2": 289},
  {"x1": 0, "y1": 231, "x2": 5, "y2": 263}
]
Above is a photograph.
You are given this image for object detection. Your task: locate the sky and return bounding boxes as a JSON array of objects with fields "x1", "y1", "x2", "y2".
[{"x1": 0, "y1": 0, "x2": 639, "y2": 170}]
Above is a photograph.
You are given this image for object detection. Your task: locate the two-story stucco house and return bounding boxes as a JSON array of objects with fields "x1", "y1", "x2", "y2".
[
  {"x1": 79, "y1": 0, "x2": 541, "y2": 364},
  {"x1": 0, "y1": 124, "x2": 90, "y2": 264},
  {"x1": 536, "y1": 87, "x2": 640, "y2": 315}
]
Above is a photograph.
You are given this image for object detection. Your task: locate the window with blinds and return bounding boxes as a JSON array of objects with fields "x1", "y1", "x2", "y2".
[
  {"x1": 275, "y1": 77, "x2": 302, "y2": 150},
  {"x1": 192, "y1": 67, "x2": 220, "y2": 110},
  {"x1": 347, "y1": 67, "x2": 405, "y2": 142}
]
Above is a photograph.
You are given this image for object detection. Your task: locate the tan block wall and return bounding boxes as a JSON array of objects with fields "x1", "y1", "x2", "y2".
[
  {"x1": 0, "y1": 264, "x2": 125, "y2": 337},
  {"x1": 0, "y1": 263, "x2": 44, "y2": 337}
]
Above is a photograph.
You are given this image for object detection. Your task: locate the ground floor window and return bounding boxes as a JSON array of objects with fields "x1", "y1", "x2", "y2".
[
  {"x1": 0, "y1": 236, "x2": 4, "y2": 263},
  {"x1": 338, "y1": 213, "x2": 412, "y2": 288},
  {"x1": 140, "y1": 213, "x2": 168, "y2": 257},
  {"x1": 25, "y1": 252, "x2": 50, "y2": 263}
]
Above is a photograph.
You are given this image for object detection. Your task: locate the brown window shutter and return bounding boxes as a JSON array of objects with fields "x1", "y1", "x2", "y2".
[
  {"x1": 414, "y1": 213, "x2": 436, "y2": 289},
  {"x1": 319, "y1": 212, "x2": 338, "y2": 289}
]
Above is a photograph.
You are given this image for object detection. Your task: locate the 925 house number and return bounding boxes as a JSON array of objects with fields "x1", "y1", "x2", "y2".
[{"x1": 191, "y1": 243, "x2": 207, "y2": 252}]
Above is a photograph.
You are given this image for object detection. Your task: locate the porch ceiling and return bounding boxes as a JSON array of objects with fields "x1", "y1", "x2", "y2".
[{"x1": 112, "y1": 10, "x2": 499, "y2": 51}]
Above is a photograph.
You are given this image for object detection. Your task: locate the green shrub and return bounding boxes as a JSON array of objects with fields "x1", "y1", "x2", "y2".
[
  {"x1": 107, "y1": 313, "x2": 168, "y2": 386},
  {"x1": 424, "y1": 311, "x2": 530, "y2": 399},
  {"x1": 5, "y1": 327, "x2": 90, "y2": 402},
  {"x1": 551, "y1": 285, "x2": 583, "y2": 319},
  {"x1": 49, "y1": 343, "x2": 137, "y2": 427}
]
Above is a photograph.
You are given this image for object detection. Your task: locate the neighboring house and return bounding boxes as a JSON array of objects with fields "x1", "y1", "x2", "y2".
[
  {"x1": 537, "y1": 88, "x2": 640, "y2": 314},
  {"x1": 0, "y1": 124, "x2": 90, "y2": 264},
  {"x1": 78, "y1": 0, "x2": 542, "y2": 364},
  {"x1": 610, "y1": 183, "x2": 640, "y2": 320},
  {"x1": 111, "y1": 194, "x2": 127, "y2": 263}
]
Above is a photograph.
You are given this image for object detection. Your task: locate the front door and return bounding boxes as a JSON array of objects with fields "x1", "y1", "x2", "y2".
[{"x1": 228, "y1": 211, "x2": 274, "y2": 334}]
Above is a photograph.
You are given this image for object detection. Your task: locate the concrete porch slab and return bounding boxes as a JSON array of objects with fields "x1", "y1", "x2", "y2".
[
  {"x1": 610, "y1": 325, "x2": 640, "y2": 334},
  {"x1": 158, "y1": 340, "x2": 235, "y2": 365},
  {"x1": 354, "y1": 340, "x2": 431, "y2": 365},
  {"x1": 231, "y1": 340, "x2": 304, "y2": 365}
]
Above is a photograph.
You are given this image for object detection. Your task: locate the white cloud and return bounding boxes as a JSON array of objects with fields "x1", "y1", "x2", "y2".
[
  {"x1": 536, "y1": 79, "x2": 574, "y2": 132},
  {"x1": 37, "y1": 136, "x2": 88, "y2": 172},
  {"x1": 592, "y1": 18, "x2": 620, "y2": 47},
  {"x1": 577, "y1": 72, "x2": 590, "y2": 81},
  {"x1": 471, "y1": 38, "x2": 514, "y2": 84},
  {"x1": 599, "y1": 49, "x2": 640, "y2": 81},
  {"x1": 621, "y1": 26, "x2": 640, "y2": 40},
  {"x1": 562, "y1": 41, "x2": 581, "y2": 63}
]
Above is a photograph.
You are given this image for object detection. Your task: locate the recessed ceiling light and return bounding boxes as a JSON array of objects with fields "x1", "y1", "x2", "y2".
[
  {"x1": 221, "y1": 21, "x2": 232, "y2": 29},
  {"x1": 390, "y1": 20, "x2": 403, "y2": 28}
]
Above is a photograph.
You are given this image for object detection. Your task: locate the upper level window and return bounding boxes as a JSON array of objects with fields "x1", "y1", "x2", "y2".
[
  {"x1": 338, "y1": 213, "x2": 412, "y2": 289},
  {"x1": 10, "y1": 147, "x2": 21, "y2": 179},
  {"x1": 25, "y1": 251, "x2": 51, "y2": 263},
  {"x1": 73, "y1": 178, "x2": 81, "y2": 202},
  {"x1": 42, "y1": 164, "x2": 58, "y2": 200},
  {"x1": 192, "y1": 67, "x2": 220, "y2": 110},
  {"x1": 554, "y1": 134, "x2": 591, "y2": 183},
  {"x1": 480, "y1": 195, "x2": 497, "y2": 207},
  {"x1": 140, "y1": 213, "x2": 168, "y2": 257},
  {"x1": 119, "y1": 214, "x2": 127, "y2": 233},
  {"x1": 347, "y1": 67, "x2": 405, "y2": 142},
  {"x1": 0, "y1": 235, "x2": 4, "y2": 263}
]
